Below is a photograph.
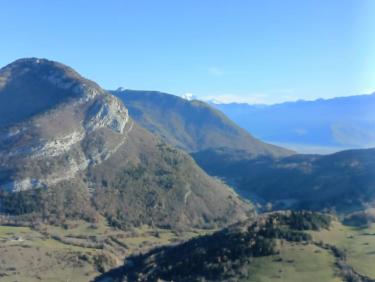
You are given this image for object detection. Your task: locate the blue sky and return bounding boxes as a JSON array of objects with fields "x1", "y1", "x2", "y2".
[{"x1": 1, "y1": 0, "x2": 374, "y2": 104}]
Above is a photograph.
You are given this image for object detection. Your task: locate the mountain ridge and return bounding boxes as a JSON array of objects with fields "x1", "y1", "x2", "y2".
[
  {"x1": 211, "y1": 93, "x2": 375, "y2": 150},
  {"x1": 111, "y1": 89, "x2": 294, "y2": 157}
]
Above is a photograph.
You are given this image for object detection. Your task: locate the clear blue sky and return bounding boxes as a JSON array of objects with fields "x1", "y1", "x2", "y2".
[{"x1": 1, "y1": 0, "x2": 374, "y2": 104}]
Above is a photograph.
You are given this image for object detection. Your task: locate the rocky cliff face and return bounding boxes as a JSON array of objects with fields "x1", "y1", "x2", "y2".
[
  {"x1": 0, "y1": 58, "x2": 130, "y2": 192},
  {"x1": 0, "y1": 58, "x2": 252, "y2": 229}
]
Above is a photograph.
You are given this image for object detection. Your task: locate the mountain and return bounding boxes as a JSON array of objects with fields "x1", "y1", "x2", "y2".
[
  {"x1": 111, "y1": 89, "x2": 294, "y2": 157},
  {"x1": 110, "y1": 89, "x2": 375, "y2": 214},
  {"x1": 0, "y1": 58, "x2": 252, "y2": 229},
  {"x1": 211, "y1": 94, "x2": 375, "y2": 153},
  {"x1": 98, "y1": 211, "x2": 373, "y2": 282},
  {"x1": 192, "y1": 147, "x2": 375, "y2": 214}
]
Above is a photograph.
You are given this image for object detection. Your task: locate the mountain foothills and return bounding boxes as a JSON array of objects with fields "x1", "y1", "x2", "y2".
[
  {"x1": 193, "y1": 148, "x2": 375, "y2": 217},
  {"x1": 0, "y1": 58, "x2": 251, "y2": 230},
  {"x1": 212, "y1": 94, "x2": 375, "y2": 151},
  {"x1": 112, "y1": 89, "x2": 294, "y2": 157},
  {"x1": 97, "y1": 211, "x2": 375, "y2": 282}
]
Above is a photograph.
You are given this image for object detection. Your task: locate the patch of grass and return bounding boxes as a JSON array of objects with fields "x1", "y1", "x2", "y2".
[
  {"x1": 0, "y1": 225, "x2": 99, "y2": 282},
  {"x1": 242, "y1": 242, "x2": 341, "y2": 282},
  {"x1": 0, "y1": 225, "x2": 30, "y2": 238},
  {"x1": 311, "y1": 221, "x2": 375, "y2": 279}
]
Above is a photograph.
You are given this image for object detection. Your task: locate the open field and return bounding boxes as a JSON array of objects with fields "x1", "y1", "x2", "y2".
[
  {"x1": 243, "y1": 242, "x2": 341, "y2": 282},
  {"x1": 311, "y1": 221, "x2": 375, "y2": 279},
  {"x1": 0, "y1": 225, "x2": 96, "y2": 282},
  {"x1": 0, "y1": 220, "x2": 207, "y2": 282},
  {"x1": 240, "y1": 221, "x2": 375, "y2": 282}
]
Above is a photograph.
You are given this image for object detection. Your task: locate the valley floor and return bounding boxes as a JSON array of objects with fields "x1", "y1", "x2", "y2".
[
  {"x1": 1, "y1": 219, "x2": 374, "y2": 282},
  {"x1": 0, "y1": 219, "x2": 207, "y2": 282}
]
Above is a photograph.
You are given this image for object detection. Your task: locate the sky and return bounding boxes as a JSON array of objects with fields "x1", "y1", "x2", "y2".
[{"x1": 1, "y1": 0, "x2": 374, "y2": 104}]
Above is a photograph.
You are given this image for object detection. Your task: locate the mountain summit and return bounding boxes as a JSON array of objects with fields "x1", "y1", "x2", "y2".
[
  {"x1": 0, "y1": 58, "x2": 129, "y2": 191},
  {"x1": 0, "y1": 58, "x2": 251, "y2": 229},
  {"x1": 0, "y1": 58, "x2": 108, "y2": 127}
]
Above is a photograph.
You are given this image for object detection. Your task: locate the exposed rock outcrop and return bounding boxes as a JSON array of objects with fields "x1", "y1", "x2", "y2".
[{"x1": 0, "y1": 59, "x2": 130, "y2": 191}]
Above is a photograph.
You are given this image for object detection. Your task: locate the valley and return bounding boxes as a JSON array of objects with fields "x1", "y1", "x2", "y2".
[
  {"x1": 0, "y1": 58, "x2": 374, "y2": 282},
  {"x1": 192, "y1": 147, "x2": 375, "y2": 215}
]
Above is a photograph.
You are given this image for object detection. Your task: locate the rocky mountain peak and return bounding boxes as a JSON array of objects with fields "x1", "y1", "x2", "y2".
[
  {"x1": 1, "y1": 58, "x2": 85, "y2": 91},
  {"x1": 0, "y1": 58, "x2": 108, "y2": 127},
  {"x1": 0, "y1": 58, "x2": 130, "y2": 192}
]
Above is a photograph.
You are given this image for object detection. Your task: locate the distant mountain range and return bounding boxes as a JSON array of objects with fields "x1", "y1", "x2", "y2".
[
  {"x1": 211, "y1": 94, "x2": 375, "y2": 153},
  {"x1": 0, "y1": 58, "x2": 251, "y2": 229}
]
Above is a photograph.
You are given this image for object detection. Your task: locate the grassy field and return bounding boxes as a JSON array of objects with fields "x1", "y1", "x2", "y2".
[
  {"x1": 237, "y1": 219, "x2": 375, "y2": 282},
  {"x1": 0, "y1": 220, "x2": 206, "y2": 282},
  {"x1": 311, "y1": 221, "x2": 375, "y2": 279},
  {"x1": 0, "y1": 225, "x2": 96, "y2": 282},
  {"x1": 242, "y1": 242, "x2": 341, "y2": 282}
]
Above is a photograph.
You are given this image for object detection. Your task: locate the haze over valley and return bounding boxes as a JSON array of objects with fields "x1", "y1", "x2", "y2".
[{"x1": 211, "y1": 93, "x2": 375, "y2": 154}]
